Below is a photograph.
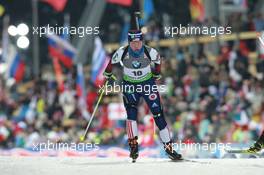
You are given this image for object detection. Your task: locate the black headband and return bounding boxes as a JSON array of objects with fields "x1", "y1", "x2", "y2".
[{"x1": 128, "y1": 30, "x2": 143, "y2": 42}]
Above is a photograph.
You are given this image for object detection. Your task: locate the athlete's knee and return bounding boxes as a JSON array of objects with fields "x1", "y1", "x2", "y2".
[
  {"x1": 124, "y1": 103, "x2": 137, "y2": 120},
  {"x1": 153, "y1": 110, "x2": 167, "y2": 130},
  {"x1": 152, "y1": 107, "x2": 162, "y2": 117},
  {"x1": 123, "y1": 95, "x2": 138, "y2": 120}
]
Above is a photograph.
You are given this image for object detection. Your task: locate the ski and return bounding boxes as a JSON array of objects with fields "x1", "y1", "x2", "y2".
[
  {"x1": 170, "y1": 158, "x2": 211, "y2": 164},
  {"x1": 225, "y1": 149, "x2": 261, "y2": 155}
]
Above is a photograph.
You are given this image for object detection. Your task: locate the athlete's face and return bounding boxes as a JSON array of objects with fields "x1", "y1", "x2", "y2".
[{"x1": 129, "y1": 41, "x2": 143, "y2": 51}]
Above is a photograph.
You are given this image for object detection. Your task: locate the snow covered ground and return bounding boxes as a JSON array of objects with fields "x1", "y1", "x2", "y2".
[{"x1": 1, "y1": 157, "x2": 264, "y2": 175}]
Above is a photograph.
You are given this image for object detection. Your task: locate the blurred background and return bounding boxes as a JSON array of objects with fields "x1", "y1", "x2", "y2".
[{"x1": 0, "y1": 0, "x2": 264, "y2": 158}]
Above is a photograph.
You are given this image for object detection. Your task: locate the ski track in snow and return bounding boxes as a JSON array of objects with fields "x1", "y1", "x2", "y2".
[{"x1": 1, "y1": 157, "x2": 264, "y2": 175}]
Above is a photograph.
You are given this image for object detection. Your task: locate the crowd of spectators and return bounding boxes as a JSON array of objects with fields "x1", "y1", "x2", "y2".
[
  {"x1": 0, "y1": 42, "x2": 263, "y2": 150},
  {"x1": 0, "y1": 10, "x2": 264, "y2": 150}
]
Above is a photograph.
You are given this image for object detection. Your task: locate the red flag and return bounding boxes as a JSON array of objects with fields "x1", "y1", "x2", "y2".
[
  {"x1": 107, "y1": 0, "x2": 132, "y2": 6},
  {"x1": 9, "y1": 53, "x2": 25, "y2": 83},
  {"x1": 52, "y1": 57, "x2": 64, "y2": 92},
  {"x1": 42, "y1": 0, "x2": 67, "y2": 12},
  {"x1": 14, "y1": 60, "x2": 25, "y2": 83},
  {"x1": 91, "y1": 37, "x2": 109, "y2": 87},
  {"x1": 190, "y1": 0, "x2": 205, "y2": 22},
  {"x1": 47, "y1": 33, "x2": 76, "y2": 69}
]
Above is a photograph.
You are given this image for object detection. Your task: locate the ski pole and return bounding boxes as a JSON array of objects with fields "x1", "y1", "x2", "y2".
[{"x1": 79, "y1": 80, "x2": 108, "y2": 142}]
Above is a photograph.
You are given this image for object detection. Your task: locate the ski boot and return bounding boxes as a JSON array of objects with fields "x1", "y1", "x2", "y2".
[
  {"x1": 128, "y1": 136, "x2": 139, "y2": 163},
  {"x1": 248, "y1": 133, "x2": 264, "y2": 153},
  {"x1": 164, "y1": 141, "x2": 182, "y2": 160}
]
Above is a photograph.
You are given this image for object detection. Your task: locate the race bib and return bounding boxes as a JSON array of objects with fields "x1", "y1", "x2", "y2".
[{"x1": 123, "y1": 66, "x2": 151, "y2": 80}]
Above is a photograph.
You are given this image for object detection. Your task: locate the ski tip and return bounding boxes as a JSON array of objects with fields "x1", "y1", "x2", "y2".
[
  {"x1": 225, "y1": 148, "x2": 256, "y2": 154},
  {"x1": 170, "y1": 158, "x2": 211, "y2": 164}
]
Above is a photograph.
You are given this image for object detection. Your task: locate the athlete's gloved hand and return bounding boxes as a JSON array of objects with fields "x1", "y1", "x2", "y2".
[
  {"x1": 103, "y1": 72, "x2": 117, "y2": 82},
  {"x1": 153, "y1": 74, "x2": 162, "y2": 81}
]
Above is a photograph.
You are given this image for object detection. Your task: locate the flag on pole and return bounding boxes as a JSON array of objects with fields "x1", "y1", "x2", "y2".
[
  {"x1": 190, "y1": 0, "x2": 205, "y2": 22},
  {"x1": 141, "y1": 0, "x2": 154, "y2": 25},
  {"x1": 91, "y1": 37, "x2": 109, "y2": 87},
  {"x1": 76, "y1": 63, "x2": 86, "y2": 97},
  {"x1": 9, "y1": 54, "x2": 25, "y2": 83},
  {"x1": 52, "y1": 57, "x2": 64, "y2": 92},
  {"x1": 5, "y1": 45, "x2": 25, "y2": 83},
  {"x1": 47, "y1": 33, "x2": 76, "y2": 68},
  {"x1": 41, "y1": 0, "x2": 68, "y2": 12},
  {"x1": 76, "y1": 63, "x2": 90, "y2": 120}
]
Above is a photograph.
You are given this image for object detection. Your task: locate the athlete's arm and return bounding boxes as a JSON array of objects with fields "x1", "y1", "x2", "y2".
[
  {"x1": 103, "y1": 46, "x2": 125, "y2": 79},
  {"x1": 149, "y1": 48, "x2": 162, "y2": 80}
]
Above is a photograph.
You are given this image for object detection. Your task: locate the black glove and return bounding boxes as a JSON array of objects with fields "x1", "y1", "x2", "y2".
[
  {"x1": 103, "y1": 72, "x2": 117, "y2": 81},
  {"x1": 153, "y1": 73, "x2": 162, "y2": 80}
]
